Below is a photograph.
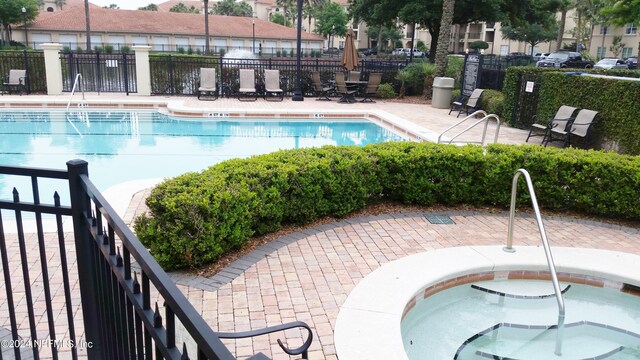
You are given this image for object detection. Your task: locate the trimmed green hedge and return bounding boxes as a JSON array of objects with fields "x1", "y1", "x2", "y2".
[
  {"x1": 502, "y1": 67, "x2": 640, "y2": 154},
  {"x1": 134, "y1": 143, "x2": 640, "y2": 270}
]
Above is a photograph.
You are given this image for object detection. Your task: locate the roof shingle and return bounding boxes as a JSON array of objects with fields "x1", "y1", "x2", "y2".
[{"x1": 30, "y1": 7, "x2": 324, "y2": 41}]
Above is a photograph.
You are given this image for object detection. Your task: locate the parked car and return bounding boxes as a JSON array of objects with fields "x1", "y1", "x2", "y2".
[
  {"x1": 391, "y1": 48, "x2": 406, "y2": 55},
  {"x1": 324, "y1": 47, "x2": 340, "y2": 55},
  {"x1": 361, "y1": 48, "x2": 377, "y2": 56},
  {"x1": 593, "y1": 58, "x2": 629, "y2": 69},
  {"x1": 625, "y1": 56, "x2": 638, "y2": 69},
  {"x1": 536, "y1": 51, "x2": 594, "y2": 68},
  {"x1": 505, "y1": 52, "x2": 530, "y2": 60},
  {"x1": 532, "y1": 52, "x2": 550, "y2": 61}
]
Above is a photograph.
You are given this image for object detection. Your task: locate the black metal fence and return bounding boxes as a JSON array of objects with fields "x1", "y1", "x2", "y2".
[
  {"x1": 0, "y1": 50, "x2": 46, "y2": 93},
  {"x1": 479, "y1": 55, "x2": 536, "y2": 91},
  {"x1": 150, "y1": 55, "x2": 408, "y2": 96},
  {"x1": 0, "y1": 161, "x2": 313, "y2": 360},
  {"x1": 61, "y1": 52, "x2": 137, "y2": 94}
]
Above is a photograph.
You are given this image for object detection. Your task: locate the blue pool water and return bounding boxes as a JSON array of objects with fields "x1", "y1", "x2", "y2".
[
  {"x1": 0, "y1": 109, "x2": 403, "y2": 205},
  {"x1": 402, "y1": 280, "x2": 640, "y2": 359}
]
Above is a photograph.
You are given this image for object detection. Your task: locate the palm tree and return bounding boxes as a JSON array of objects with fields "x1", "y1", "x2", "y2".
[
  {"x1": 204, "y1": 0, "x2": 210, "y2": 54},
  {"x1": 84, "y1": 0, "x2": 91, "y2": 50},
  {"x1": 556, "y1": 0, "x2": 573, "y2": 51},
  {"x1": 434, "y1": 0, "x2": 454, "y2": 78}
]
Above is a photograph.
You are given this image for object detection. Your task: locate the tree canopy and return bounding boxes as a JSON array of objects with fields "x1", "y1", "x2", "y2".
[
  {"x1": 169, "y1": 2, "x2": 200, "y2": 13},
  {"x1": 598, "y1": 0, "x2": 640, "y2": 25},
  {"x1": 0, "y1": 0, "x2": 39, "y2": 42},
  {"x1": 315, "y1": 1, "x2": 348, "y2": 37},
  {"x1": 138, "y1": 4, "x2": 158, "y2": 11},
  {"x1": 212, "y1": 0, "x2": 253, "y2": 17}
]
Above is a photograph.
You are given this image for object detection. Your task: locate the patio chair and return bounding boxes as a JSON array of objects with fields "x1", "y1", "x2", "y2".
[
  {"x1": 311, "y1": 71, "x2": 335, "y2": 101},
  {"x1": 334, "y1": 72, "x2": 357, "y2": 103},
  {"x1": 545, "y1": 108, "x2": 599, "y2": 148},
  {"x1": 348, "y1": 70, "x2": 361, "y2": 82},
  {"x1": 238, "y1": 68, "x2": 257, "y2": 101},
  {"x1": 263, "y1": 69, "x2": 284, "y2": 101},
  {"x1": 360, "y1": 73, "x2": 381, "y2": 103},
  {"x1": 449, "y1": 88, "x2": 484, "y2": 117},
  {"x1": 526, "y1": 105, "x2": 577, "y2": 143},
  {"x1": 197, "y1": 68, "x2": 218, "y2": 101},
  {"x1": 2, "y1": 69, "x2": 27, "y2": 96}
]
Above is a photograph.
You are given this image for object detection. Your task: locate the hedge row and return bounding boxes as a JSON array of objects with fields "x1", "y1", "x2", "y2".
[{"x1": 134, "y1": 143, "x2": 640, "y2": 270}]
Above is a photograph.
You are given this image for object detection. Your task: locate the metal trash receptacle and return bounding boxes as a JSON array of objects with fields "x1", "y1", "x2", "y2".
[{"x1": 431, "y1": 77, "x2": 455, "y2": 109}]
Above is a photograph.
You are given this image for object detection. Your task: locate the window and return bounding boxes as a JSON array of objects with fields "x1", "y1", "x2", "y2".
[
  {"x1": 597, "y1": 47, "x2": 606, "y2": 59},
  {"x1": 600, "y1": 25, "x2": 609, "y2": 35},
  {"x1": 175, "y1": 37, "x2": 189, "y2": 50},
  {"x1": 131, "y1": 36, "x2": 147, "y2": 46},
  {"x1": 231, "y1": 40, "x2": 244, "y2": 49},
  {"x1": 153, "y1": 36, "x2": 169, "y2": 52},
  {"x1": 625, "y1": 23, "x2": 637, "y2": 35},
  {"x1": 108, "y1": 35, "x2": 125, "y2": 50},
  {"x1": 499, "y1": 45, "x2": 509, "y2": 56},
  {"x1": 353, "y1": 29, "x2": 359, "y2": 40},
  {"x1": 59, "y1": 34, "x2": 77, "y2": 49},
  {"x1": 622, "y1": 47, "x2": 633, "y2": 58}
]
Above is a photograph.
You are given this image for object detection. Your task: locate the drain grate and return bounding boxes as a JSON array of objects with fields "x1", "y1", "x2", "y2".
[{"x1": 424, "y1": 214, "x2": 455, "y2": 224}]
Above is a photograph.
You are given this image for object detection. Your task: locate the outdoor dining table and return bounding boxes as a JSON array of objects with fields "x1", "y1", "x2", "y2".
[{"x1": 345, "y1": 80, "x2": 368, "y2": 102}]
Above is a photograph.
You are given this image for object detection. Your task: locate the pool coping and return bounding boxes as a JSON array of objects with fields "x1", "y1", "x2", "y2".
[{"x1": 333, "y1": 245, "x2": 640, "y2": 360}]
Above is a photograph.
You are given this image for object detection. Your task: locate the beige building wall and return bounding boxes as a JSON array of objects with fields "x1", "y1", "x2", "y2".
[{"x1": 589, "y1": 23, "x2": 639, "y2": 59}]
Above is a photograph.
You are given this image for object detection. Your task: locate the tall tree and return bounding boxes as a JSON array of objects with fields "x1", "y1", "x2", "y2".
[
  {"x1": 204, "y1": 0, "x2": 209, "y2": 54},
  {"x1": 0, "y1": 0, "x2": 38, "y2": 43},
  {"x1": 501, "y1": 23, "x2": 558, "y2": 55},
  {"x1": 84, "y1": 0, "x2": 91, "y2": 50},
  {"x1": 556, "y1": 0, "x2": 573, "y2": 51},
  {"x1": 276, "y1": 0, "x2": 295, "y2": 28},
  {"x1": 212, "y1": 0, "x2": 252, "y2": 16},
  {"x1": 138, "y1": 4, "x2": 158, "y2": 11},
  {"x1": 434, "y1": 0, "x2": 454, "y2": 77},
  {"x1": 270, "y1": 13, "x2": 291, "y2": 26},
  {"x1": 314, "y1": 1, "x2": 348, "y2": 38},
  {"x1": 598, "y1": 0, "x2": 640, "y2": 25},
  {"x1": 170, "y1": 3, "x2": 200, "y2": 13}
]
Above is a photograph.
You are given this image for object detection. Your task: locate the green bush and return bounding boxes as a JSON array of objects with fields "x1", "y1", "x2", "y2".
[
  {"x1": 135, "y1": 143, "x2": 640, "y2": 270},
  {"x1": 104, "y1": 45, "x2": 114, "y2": 54},
  {"x1": 94, "y1": 46, "x2": 104, "y2": 53},
  {"x1": 62, "y1": 46, "x2": 71, "y2": 54},
  {"x1": 120, "y1": 45, "x2": 130, "y2": 54},
  {"x1": 478, "y1": 89, "x2": 504, "y2": 115},
  {"x1": 445, "y1": 55, "x2": 465, "y2": 88},
  {"x1": 177, "y1": 47, "x2": 185, "y2": 54},
  {"x1": 377, "y1": 83, "x2": 396, "y2": 98}
]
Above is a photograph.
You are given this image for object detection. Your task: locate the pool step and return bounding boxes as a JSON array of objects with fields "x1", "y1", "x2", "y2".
[{"x1": 455, "y1": 321, "x2": 640, "y2": 359}]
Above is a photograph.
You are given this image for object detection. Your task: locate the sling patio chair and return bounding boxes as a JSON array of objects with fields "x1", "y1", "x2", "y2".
[
  {"x1": 263, "y1": 69, "x2": 284, "y2": 101},
  {"x1": 197, "y1": 68, "x2": 218, "y2": 100},
  {"x1": 525, "y1": 105, "x2": 578, "y2": 143},
  {"x1": 311, "y1": 71, "x2": 334, "y2": 101},
  {"x1": 544, "y1": 108, "x2": 599, "y2": 148},
  {"x1": 360, "y1": 72, "x2": 381, "y2": 103},
  {"x1": 334, "y1": 72, "x2": 357, "y2": 104},
  {"x1": 238, "y1": 68, "x2": 258, "y2": 101},
  {"x1": 348, "y1": 70, "x2": 361, "y2": 82},
  {"x1": 2, "y1": 69, "x2": 27, "y2": 95},
  {"x1": 449, "y1": 88, "x2": 484, "y2": 117}
]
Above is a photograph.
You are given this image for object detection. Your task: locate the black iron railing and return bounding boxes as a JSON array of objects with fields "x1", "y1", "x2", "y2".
[
  {"x1": 61, "y1": 52, "x2": 137, "y2": 94},
  {"x1": 0, "y1": 161, "x2": 313, "y2": 359},
  {"x1": 0, "y1": 50, "x2": 46, "y2": 94}
]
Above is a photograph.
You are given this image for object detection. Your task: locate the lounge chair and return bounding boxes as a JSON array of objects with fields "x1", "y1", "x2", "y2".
[
  {"x1": 2, "y1": 69, "x2": 27, "y2": 95},
  {"x1": 311, "y1": 71, "x2": 334, "y2": 101},
  {"x1": 334, "y1": 72, "x2": 357, "y2": 104},
  {"x1": 360, "y1": 73, "x2": 381, "y2": 103},
  {"x1": 197, "y1": 68, "x2": 218, "y2": 100},
  {"x1": 526, "y1": 105, "x2": 577, "y2": 143},
  {"x1": 263, "y1": 69, "x2": 284, "y2": 101},
  {"x1": 545, "y1": 108, "x2": 598, "y2": 148},
  {"x1": 238, "y1": 68, "x2": 257, "y2": 101},
  {"x1": 449, "y1": 88, "x2": 484, "y2": 117}
]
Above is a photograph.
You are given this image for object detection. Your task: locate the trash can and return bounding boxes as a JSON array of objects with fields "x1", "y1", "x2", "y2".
[{"x1": 431, "y1": 77, "x2": 455, "y2": 109}]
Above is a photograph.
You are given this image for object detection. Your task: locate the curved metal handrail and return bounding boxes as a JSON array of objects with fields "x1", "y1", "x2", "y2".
[
  {"x1": 66, "y1": 73, "x2": 86, "y2": 111},
  {"x1": 437, "y1": 110, "x2": 501, "y2": 146},
  {"x1": 503, "y1": 169, "x2": 565, "y2": 356},
  {"x1": 217, "y1": 320, "x2": 313, "y2": 358}
]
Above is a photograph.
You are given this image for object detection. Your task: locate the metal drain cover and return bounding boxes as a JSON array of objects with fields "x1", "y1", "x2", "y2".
[{"x1": 424, "y1": 215, "x2": 455, "y2": 224}]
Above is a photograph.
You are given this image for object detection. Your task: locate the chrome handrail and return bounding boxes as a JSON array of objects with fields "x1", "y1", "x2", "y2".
[
  {"x1": 437, "y1": 110, "x2": 501, "y2": 146},
  {"x1": 66, "y1": 74, "x2": 85, "y2": 111},
  {"x1": 503, "y1": 169, "x2": 565, "y2": 356}
]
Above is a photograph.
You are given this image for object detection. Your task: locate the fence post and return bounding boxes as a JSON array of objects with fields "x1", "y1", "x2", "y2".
[
  {"x1": 168, "y1": 55, "x2": 175, "y2": 95},
  {"x1": 122, "y1": 52, "x2": 130, "y2": 95},
  {"x1": 132, "y1": 45, "x2": 152, "y2": 96},
  {"x1": 41, "y1": 43, "x2": 63, "y2": 95},
  {"x1": 67, "y1": 159, "x2": 102, "y2": 359}
]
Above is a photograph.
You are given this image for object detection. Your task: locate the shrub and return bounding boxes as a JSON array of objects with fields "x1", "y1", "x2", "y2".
[
  {"x1": 445, "y1": 55, "x2": 465, "y2": 88},
  {"x1": 104, "y1": 45, "x2": 114, "y2": 54},
  {"x1": 187, "y1": 47, "x2": 194, "y2": 55},
  {"x1": 177, "y1": 47, "x2": 185, "y2": 54},
  {"x1": 289, "y1": 49, "x2": 295, "y2": 57},
  {"x1": 479, "y1": 89, "x2": 504, "y2": 116},
  {"x1": 135, "y1": 143, "x2": 640, "y2": 270},
  {"x1": 94, "y1": 46, "x2": 104, "y2": 53},
  {"x1": 76, "y1": 46, "x2": 83, "y2": 53},
  {"x1": 377, "y1": 83, "x2": 396, "y2": 98},
  {"x1": 276, "y1": 50, "x2": 281, "y2": 57},
  {"x1": 120, "y1": 45, "x2": 130, "y2": 54},
  {"x1": 62, "y1": 46, "x2": 71, "y2": 54}
]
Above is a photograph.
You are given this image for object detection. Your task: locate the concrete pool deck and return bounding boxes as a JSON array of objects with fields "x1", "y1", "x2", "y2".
[{"x1": 3, "y1": 95, "x2": 637, "y2": 360}]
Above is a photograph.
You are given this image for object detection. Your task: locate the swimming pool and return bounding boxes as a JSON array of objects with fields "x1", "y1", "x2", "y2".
[{"x1": 0, "y1": 109, "x2": 403, "y2": 204}]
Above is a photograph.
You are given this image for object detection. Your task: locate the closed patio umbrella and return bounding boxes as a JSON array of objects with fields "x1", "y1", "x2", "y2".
[{"x1": 341, "y1": 29, "x2": 359, "y2": 71}]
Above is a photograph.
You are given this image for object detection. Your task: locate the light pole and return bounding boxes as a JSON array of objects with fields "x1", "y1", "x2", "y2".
[
  {"x1": 330, "y1": 25, "x2": 335, "y2": 57},
  {"x1": 292, "y1": 0, "x2": 304, "y2": 101},
  {"x1": 21, "y1": 7, "x2": 28, "y2": 48},
  {"x1": 252, "y1": 17, "x2": 256, "y2": 54}
]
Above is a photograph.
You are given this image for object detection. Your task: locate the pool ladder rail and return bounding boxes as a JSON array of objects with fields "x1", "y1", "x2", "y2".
[
  {"x1": 503, "y1": 169, "x2": 566, "y2": 356},
  {"x1": 66, "y1": 73, "x2": 87, "y2": 111},
  {"x1": 437, "y1": 110, "x2": 501, "y2": 146}
]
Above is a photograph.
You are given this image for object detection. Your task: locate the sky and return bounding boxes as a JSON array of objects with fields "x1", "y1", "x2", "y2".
[{"x1": 89, "y1": 0, "x2": 170, "y2": 10}]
